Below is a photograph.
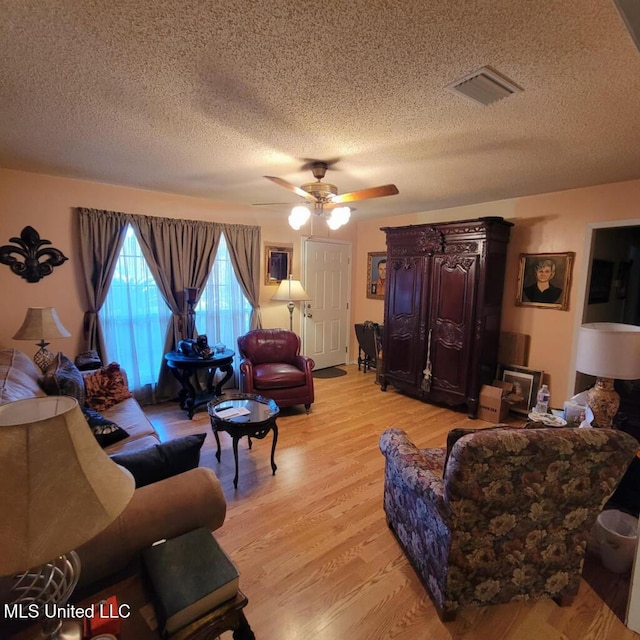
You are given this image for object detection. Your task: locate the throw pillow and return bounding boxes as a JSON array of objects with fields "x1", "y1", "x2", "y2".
[
  {"x1": 110, "y1": 433, "x2": 207, "y2": 488},
  {"x1": 39, "y1": 352, "x2": 86, "y2": 405},
  {"x1": 74, "y1": 349, "x2": 103, "y2": 371},
  {"x1": 84, "y1": 362, "x2": 132, "y2": 411},
  {"x1": 81, "y1": 406, "x2": 129, "y2": 448}
]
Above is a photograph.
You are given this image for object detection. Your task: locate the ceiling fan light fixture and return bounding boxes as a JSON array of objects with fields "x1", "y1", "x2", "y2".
[
  {"x1": 326, "y1": 206, "x2": 351, "y2": 230},
  {"x1": 288, "y1": 205, "x2": 311, "y2": 230}
]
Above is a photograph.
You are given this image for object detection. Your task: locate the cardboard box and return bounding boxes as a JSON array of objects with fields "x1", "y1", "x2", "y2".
[{"x1": 478, "y1": 381, "x2": 513, "y2": 422}]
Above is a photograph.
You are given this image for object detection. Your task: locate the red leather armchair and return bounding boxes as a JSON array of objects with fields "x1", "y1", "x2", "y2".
[{"x1": 237, "y1": 329, "x2": 315, "y2": 413}]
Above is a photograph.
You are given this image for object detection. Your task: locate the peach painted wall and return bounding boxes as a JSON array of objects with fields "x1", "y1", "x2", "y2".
[
  {"x1": 353, "y1": 179, "x2": 640, "y2": 405},
  {"x1": 3, "y1": 166, "x2": 640, "y2": 406},
  {"x1": 0, "y1": 168, "x2": 354, "y2": 358}
]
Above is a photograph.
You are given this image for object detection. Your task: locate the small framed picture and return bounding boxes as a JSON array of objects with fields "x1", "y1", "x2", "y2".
[
  {"x1": 367, "y1": 252, "x2": 387, "y2": 300},
  {"x1": 496, "y1": 364, "x2": 544, "y2": 415},
  {"x1": 516, "y1": 252, "x2": 575, "y2": 310}
]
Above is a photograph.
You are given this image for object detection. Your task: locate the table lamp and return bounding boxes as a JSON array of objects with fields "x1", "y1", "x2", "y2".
[
  {"x1": 0, "y1": 396, "x2": 135, "y2": 639},
  {"x1": 575, "y1": 322, "x2": 640, "y2": 428},
  {"x1": 12, "y1": 307, "x2": 71, "y2": 371},
  {"x1": 271, "y1": 275, "x2": 311, "y2": 332}
]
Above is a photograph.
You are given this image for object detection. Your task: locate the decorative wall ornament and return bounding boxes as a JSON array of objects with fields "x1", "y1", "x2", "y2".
[{"x1": 0, "y1": 226, "x2": 68, "y2": 283}]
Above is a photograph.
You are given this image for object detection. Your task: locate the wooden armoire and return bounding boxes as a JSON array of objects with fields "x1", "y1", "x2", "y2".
[{"x1": 380, "y1": 217, "x2": 513, "y2": 417}]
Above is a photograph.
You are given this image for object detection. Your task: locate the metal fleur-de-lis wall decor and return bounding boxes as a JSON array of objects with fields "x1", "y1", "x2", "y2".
[{"x1": 0, "y1": 226, "x2": 68, "y2": 283}]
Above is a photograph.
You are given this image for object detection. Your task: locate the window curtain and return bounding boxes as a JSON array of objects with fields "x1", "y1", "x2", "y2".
[
  {"x1": 77, "y1": 208, "x2": 261, "y2": 401},
  {"x1": 131, "y1": 216, "x2": 222, "y2": 399},
  {"x1": 100, "y1": 226, "x2": 172, "y2": 403},
  {"x1": 77, "y1": 208, "x2": 130, "y2": 361},
  {"x1": 221, "y1": 224, "x2": 262, "y2": 329}
]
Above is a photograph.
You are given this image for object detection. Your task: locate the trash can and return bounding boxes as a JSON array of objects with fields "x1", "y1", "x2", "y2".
[{"x1": 595, "y1": 509, "x2": 638, "y2": 573}]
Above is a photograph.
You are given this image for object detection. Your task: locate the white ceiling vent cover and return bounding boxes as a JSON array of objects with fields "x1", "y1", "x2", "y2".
[{"x1": 446, "y1": 67, "x2": 522, "y2": 106}]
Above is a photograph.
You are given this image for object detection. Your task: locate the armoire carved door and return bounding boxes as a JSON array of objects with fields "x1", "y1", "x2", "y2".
[{"x1": 380, "y1": 217, "x2": 512, "y2": 417}]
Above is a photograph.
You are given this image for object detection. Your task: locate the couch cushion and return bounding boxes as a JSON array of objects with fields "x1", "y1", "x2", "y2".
[
  {"x1": 110, "y1": 434, "x2": 207, "y2": 488},
  {"x1": 106, "y1": 434, "x2": 160, "y2": 455},
  {"x1": 0, "y1": 348, "x2": 47, "y2": 404},
  {"x1": 81, "y1": 406, "x2": 130, "y2": 448},
  {"x1": 253, "y1": 363, "x2": 306, "y2": 389},
  {"x1": 101, "y1": 396, "x2": 159, "y2": 451},
  {"x1": 84, "y1": 362, "x2": 133, "y2": 411},
  {"x1": 39, "y1": 352, "x2": 86, "y2": 405}
]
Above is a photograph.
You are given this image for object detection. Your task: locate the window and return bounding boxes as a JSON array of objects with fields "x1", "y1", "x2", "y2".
[
  {"x1": 101, "y1": 228, "x2": 252, "y2": 399},
  {"x1": 196, "y1": 234, "x2": 252, "y2": 377},
  {"x1": 100, "y1": 226, "x2": 171, "y2": 396}
]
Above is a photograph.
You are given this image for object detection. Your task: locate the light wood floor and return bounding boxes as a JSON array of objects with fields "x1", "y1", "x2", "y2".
[{"x1": 145, "y1": 365, "x2": 638, "y2": 640}]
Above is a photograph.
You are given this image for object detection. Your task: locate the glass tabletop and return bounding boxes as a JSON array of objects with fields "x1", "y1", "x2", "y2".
[{"x1": 208, "y1": 392, "x2": 279, "y2": 424}]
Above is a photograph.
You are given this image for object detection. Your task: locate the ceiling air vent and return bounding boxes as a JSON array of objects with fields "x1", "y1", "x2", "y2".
[{"x1": 446, "y1": 67, "x2": 522, "y2": 106}]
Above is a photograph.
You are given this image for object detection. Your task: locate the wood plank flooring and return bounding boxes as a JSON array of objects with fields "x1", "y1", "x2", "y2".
[{"x1": 144, "y1": 365, "x2": 638, "y2": 640}]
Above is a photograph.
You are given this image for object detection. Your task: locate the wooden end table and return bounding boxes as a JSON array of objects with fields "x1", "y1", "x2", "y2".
[
  {"x1": 164, "y1": 349, "x2": 235, "y2": 419},
  {"x1": 208, "y1": 393, "x2": 280, "y2": 489},
  {"x1": 9, "y1": 573, "x2": 254, "y2": 640}
]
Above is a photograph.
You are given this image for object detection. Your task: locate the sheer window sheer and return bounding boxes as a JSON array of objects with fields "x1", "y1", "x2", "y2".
[
  {"x1": 100, "y1": 226, "x2": 171, "y2": 401},
  {"x1": 196, "y1": 233, "x2": 252, "y2": 384}
]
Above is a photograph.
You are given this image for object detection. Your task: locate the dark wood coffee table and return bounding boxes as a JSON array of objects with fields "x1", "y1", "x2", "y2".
[{"x1": 208, "y1": 393, "x2": 280, "y2": 489}]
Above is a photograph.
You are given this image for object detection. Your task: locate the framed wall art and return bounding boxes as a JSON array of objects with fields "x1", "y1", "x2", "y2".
[
  {"x1": 515, "y1": 252, "x2": 574, "y2": 310},
  {"x1": 496, "y1": 364, "x2": 544, "y2": 416},
  {"x1": 367, "y1": 252, "x2": 387, "y2": 300},
  {"x1": 264, "y1": 244, "x2": 292, "y2": 285}
]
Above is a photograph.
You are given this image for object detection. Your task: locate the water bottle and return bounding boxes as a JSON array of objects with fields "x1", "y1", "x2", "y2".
[{"x1": 535, "y1": 384, "x2": 550, "y2": 414}]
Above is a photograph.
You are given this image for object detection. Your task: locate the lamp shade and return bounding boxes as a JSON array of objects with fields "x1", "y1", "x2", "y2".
[
  {"x1": 12, "y1": 307, "x2": 71, "y2": 341},
  {"x1": 271, "y1": 277, "x2": 311, "y2": 302},
  {"x1": 575, "y1": 322, "x2": 640, "y2": 380},
  {"x1": 0, "y1": 397, "x2": 135, "y2": 575}
]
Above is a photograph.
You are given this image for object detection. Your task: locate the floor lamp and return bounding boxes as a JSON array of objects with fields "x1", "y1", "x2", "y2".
[
  {"x1": 575, "y1": 322, "x2": 640, "y2": 428},
  {"x1": 271, "y1": 275, "x2": 311, "y2": 332},
  {"x1": 0, "y1": 397, "x2": 135, "y2": 639}
]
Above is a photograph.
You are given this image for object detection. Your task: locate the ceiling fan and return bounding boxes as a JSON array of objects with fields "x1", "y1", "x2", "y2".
[{"x1": 263, "y1": 162, "x2": 399, "y2": 230}]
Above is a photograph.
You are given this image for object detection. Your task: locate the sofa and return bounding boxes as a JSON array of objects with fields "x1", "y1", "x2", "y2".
[
  {"x1": 0, "y1": 348, "x2": 227, "y2": 588},
  {"x1": 379, "y1": 426, "x2": 639, "y2": 620}
]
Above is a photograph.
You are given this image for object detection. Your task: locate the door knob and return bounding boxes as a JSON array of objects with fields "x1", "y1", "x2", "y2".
[{"x1": 306, "y1": 312, "x2": 313, "y2": 318}]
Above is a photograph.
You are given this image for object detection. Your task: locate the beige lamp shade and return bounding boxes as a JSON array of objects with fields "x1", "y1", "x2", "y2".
[
  {"x1": 13, "y1": 307, "x2": 71, "y2": 342},
  {"x1": 271, "y1": 277, "x2": 311, "y2": 302},
  {"x1": 575, "y1": 323, "x2": 640, "y2": 380},
  {"x1": 0, "y1": 396, "x2": 135, "y2": 575}
]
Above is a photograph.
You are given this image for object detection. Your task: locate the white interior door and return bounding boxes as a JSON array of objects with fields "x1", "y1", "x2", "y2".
[{"x1": 302, "y1": 238, "x2": 351, "y2": 369}]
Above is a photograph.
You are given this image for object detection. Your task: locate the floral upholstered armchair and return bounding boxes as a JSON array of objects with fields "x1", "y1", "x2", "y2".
[{"x1": 379, "y1": 426, "x2": 639, "y2": 620}]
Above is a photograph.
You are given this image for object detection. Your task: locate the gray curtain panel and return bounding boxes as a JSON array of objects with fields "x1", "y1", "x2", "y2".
[
  {"x1": 221, "y1": 223, "x2": 262, "y2": 330},
  {"x1": 77, "y1": 208, "x2": 130, "y2": 361},
  {"x1": 131, "y1": 215, "x2": 222, "y2": 399}
]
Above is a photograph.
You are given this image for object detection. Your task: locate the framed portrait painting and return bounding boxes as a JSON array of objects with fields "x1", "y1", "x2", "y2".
[
  {"x1": 496, "y1": 364, "x2": 544, "y2": 416},
  {"x1": 264, "y1": 244, "x2": 292, "y2": 285},
  {"x1": 367, "y1": 252, "x2": 387, "y2": 300},
  {"x1": 516, "y1": 252, "x2": 575, "y2": 310}
]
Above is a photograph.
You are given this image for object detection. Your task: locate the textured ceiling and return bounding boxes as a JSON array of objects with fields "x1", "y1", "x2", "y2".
[{"x1": 1, "y1": 0, "x2": 640, "y2": 220}]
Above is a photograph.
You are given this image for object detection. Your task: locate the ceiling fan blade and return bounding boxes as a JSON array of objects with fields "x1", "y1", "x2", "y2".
[
  {"x1": 330, "y1": 184, "x2": 399, "y2": 204},
  {"x1": 264, "y1": 176, "x2": 318, "y2": 202}
]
